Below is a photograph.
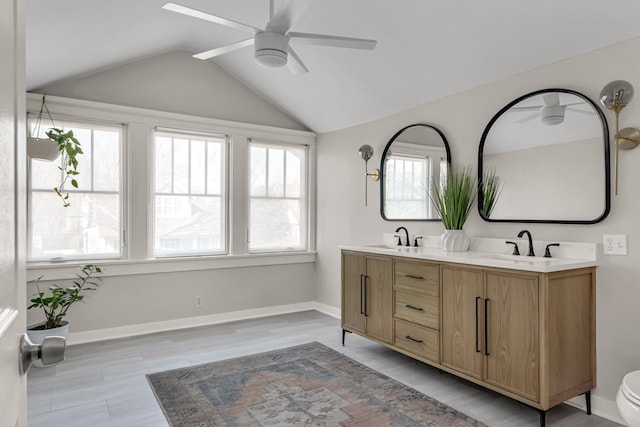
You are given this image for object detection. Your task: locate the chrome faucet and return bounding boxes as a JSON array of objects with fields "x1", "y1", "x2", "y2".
[
  {"x1": 395, "y1": 226, "x2": 410, "y2": 246},
  {"x1": 517, "y1": 229, "x2": 535, "y2": 256}
]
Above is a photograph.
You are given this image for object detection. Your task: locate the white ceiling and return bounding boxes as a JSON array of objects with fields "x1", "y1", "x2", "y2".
[{"x1": 27, "y1": 0, "x2": 640, "y2": 133}]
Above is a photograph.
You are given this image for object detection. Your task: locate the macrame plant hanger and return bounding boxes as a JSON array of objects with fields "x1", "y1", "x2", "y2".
[{"x1": 27, "y1": 94, "x2": 60, "y2": 161}]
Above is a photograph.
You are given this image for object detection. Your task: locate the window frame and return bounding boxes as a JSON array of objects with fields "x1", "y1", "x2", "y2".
[
  {"x1": 247, "y1": 138, "x2": 309, "y2": 254},
  {"x1": 150, "y1": 128, "x2": 230, "y2": 258},
  {"x1": 27, "y1": 114, "x2": 127, "y2": 262}
]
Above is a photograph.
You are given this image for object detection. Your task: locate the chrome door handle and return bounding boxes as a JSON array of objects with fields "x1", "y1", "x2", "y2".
[{"x1": 19, "y1": 334, "x2": 65, "y2": 375}]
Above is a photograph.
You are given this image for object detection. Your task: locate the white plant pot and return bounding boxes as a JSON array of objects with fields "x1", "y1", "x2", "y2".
[
  {"x1": 27, "y1": 136, "x2": 60, "y2": 161},
  {"x1": 26, "y1": 321, "x2": 69, "y2": 368},
  {"x1": 442, "y1": 229, "x2": 470, "y2": 252}
]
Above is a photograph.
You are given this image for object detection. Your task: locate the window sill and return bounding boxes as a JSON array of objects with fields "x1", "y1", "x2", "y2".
[{"x1": 27, "y1": 251, "x2": 317, "y2": 281}]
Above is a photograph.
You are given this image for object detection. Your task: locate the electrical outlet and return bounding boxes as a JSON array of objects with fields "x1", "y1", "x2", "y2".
[
  {"x1": 195, "y1": 295, "x2": 203, "y2": 307},
  {"x1": 603, "y1": 234, "x2": 628, "y2": 255}
]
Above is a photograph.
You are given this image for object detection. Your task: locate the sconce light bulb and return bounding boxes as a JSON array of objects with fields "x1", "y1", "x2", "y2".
[
  {"x1": 600, "y1": 80, "x2": 634, "y2": 111},
  {"x1": 358, "y1": 144, "x2": 374, "y2": 162}
]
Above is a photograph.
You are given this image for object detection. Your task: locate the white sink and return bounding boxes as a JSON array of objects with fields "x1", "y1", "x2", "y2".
[
  {"x1": 476, "y1": 253, "x2": 554, "y2": 263},
  {"x1": 366, "y1": 244, "x2": 420, "y2": 252}
]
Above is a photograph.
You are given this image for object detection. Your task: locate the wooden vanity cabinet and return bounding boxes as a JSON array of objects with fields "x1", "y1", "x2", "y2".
[
  {"x1": 341, "y1": 251, "x2": 393, "y2": 344},
  {"x1": 341, "y1": 250, "x2": 596, "y2": 416}
]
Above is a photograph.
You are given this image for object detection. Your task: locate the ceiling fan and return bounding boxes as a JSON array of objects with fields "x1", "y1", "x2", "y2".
[
  {"x1": 162, "y1": 0, "x2": 377, "y2": 74},
  {"x1": 511, "y1": 93, "x2": 593, "y2": 126}
]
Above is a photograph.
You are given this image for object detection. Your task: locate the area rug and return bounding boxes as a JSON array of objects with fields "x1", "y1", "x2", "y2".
[{"x1": 147, "y1": 341, "x2": 486, "y2": 426}]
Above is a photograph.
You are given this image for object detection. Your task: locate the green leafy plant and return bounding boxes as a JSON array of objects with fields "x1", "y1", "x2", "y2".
[
  {"x1": 45, "y1": 127, "x2": 82, "y2": 207},
  {"x1": 480, "y1": 168, "x2": 502, "y2": 218},
  {"x1": 28, "y1": 264, "x2": 102, "y2": 330},
  {"x1": 430, "y1": 165, "x2": 477, "y2": 230}
]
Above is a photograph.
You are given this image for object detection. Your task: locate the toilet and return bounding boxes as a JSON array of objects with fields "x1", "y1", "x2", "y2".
[{"x1": 618, "y1": 371, "x2": 640, "y2": 426}]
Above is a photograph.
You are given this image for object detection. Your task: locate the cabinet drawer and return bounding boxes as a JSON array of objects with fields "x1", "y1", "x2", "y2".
[
  {"x1": 395, "y1": 290, "x2": 439, "y2": 329},
  {"x1": 395, "y1": 260, "x2": 439, "y2": 296},
  {"x1": 394, "y1": 319, "x2": 439, "y2": 363}
]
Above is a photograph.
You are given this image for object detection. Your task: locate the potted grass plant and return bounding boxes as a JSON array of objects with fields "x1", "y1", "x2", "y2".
[
  {"x1": 27, "y1": 264, "x2": 102, "y2": 366},
  {"x1": 430, "y1": 165, "x2": 477, "y2": 251}
]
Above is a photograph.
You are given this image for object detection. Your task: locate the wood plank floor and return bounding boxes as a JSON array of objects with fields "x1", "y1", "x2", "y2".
[{"x1": 28, "y1": 310, "x2": 622, "y2": 426}]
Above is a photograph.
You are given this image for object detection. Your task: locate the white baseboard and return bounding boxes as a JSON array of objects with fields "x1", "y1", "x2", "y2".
[
  {"x1": 68, "y1": 301, "x2": 319, "y2": 345},
  {"x1": 311, "y1": 301, "x2": 340, "y2": 319},
  {"x1": 566, "y1": 393, "x2": 624, "y2": 425}
]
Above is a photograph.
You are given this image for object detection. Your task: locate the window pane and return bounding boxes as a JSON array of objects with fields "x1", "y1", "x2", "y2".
[
  {"x1": 268, "y1": 148, "x2": 284, "y2": 197},
  {"x1": 173, "y1": 138, "x2": 189, "y2": 194},
  {"x1": 249, "y1": 142, "x2": 307, "y2": 252},
  {"x1": 155, "y1": 136, "x2": 172, "y2": 193},
  {"x1": 207, "y1": 141, "x2": 222, "y2": 195},
  {"x1": 153, "y1": 130, "x2": 226, "y2": 256},
  {"x1": 285, "y1": 150, "x2": 302, "y2": 198},
  {"x1": 94, "y1": 129, "x2": 120, "y2": 191},
  {"x1": 154, "y1": 195, "x2": 222, "y2": 255},
  {"x1": 250, "y1": 198, "x2": 301, "y2": 250},
  {"x1": 190, "y1": 140, "x2": 206, "y2": 194},
  {"x1": 250, "y1": 146, "x2": 266, "y2": 197},
  {"x1": 28, "y1": 120, "x2": 123, "y2": 261}
]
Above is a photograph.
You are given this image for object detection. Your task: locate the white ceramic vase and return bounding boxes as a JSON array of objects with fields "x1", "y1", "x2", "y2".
[
  {"x1": 26, "y1": 321, "x2": 69, "y2": 368},
  {"x1": 441, "y1": 229, "x2": 470, "y2": 252}
]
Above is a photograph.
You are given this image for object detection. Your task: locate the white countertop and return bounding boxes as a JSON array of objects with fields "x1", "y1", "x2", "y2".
[{"x1": 340, "y1": 238, "x2": 598, "y2": 273}]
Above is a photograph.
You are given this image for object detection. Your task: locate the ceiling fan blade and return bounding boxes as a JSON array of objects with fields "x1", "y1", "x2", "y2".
[
  {"x1": 193, "y1": 38, "x2": 254, "y2": 60},
  {"x1": 509, "y1": 105, "x2": 542, "y2": 112},
  {"x1": 162, "y1": 3, "x2": 260, "y2": 34},
  {"x1": 266, "y1": 0, "x2": 311, "y2": 33},
  {"x1": 288, "y1": 32, "x2": 377, "y2": 50},
  {"x1": 287, "y1": 47, "x2": 308, "y2": 74},
  {"x1": 516, "y1": 112, "x2": 540, "y2": 123},
  {"x1": 566, "y1": 107, "x2": 596, "y2": 115}
]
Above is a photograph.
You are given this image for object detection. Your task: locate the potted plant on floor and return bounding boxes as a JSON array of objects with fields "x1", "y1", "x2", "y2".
[
  {"x1": 27, "y1": 264, "x2": 102, "y2": 366},
  {"x1": 430, "y1": 165, "x2": 477, "y2": 251}
]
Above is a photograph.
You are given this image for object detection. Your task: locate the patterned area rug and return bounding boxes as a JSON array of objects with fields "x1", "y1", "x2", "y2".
[{"x1": 147, "y1": 341, "x2": 487, "y2": 426}]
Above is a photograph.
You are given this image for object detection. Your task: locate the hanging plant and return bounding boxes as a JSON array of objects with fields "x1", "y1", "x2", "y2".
[
  {"x1": 27, "y1": 94, "x2": 60, "y2": 161},
  {"x1": 45, "y1": 128, "x2": 82, "y2": 207}
]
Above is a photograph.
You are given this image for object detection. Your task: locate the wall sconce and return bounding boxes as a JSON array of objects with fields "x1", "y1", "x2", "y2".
[
  {"x1": 599, "y1": 80, "x2": 640, "y2": 195},
  {"x1": 358, "y1": 144, "x2": 380, "y2": 206}
]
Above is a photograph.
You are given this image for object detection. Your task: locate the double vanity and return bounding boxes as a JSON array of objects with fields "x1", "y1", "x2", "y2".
[{"x1": 340, "y1": 237, "x2": 597, "y2": 426}]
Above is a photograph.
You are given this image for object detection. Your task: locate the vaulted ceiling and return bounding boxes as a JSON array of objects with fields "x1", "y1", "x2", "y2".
[{"x1": 27, "y1": 0, "x2": 640, "y2": 133}]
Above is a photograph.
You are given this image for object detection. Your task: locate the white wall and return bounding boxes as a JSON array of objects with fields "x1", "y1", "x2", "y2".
[
  {"x1": 35, "y1": 50, "x2": 307, "y2": 131},
  {"x1": 26, "y1": 51, "x2": 317, "y2": 341},
  {"x1": 316, "y1": 36, "x2": 640, "y2": 415}
]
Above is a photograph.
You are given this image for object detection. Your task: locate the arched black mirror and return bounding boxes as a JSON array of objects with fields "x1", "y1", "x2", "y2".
[
  {"x1": 380, "y1": 123, "x2": 451, "y2": 220},
  {"x1": 478, "y1": 88, "x2": 610, "y2": 223}
]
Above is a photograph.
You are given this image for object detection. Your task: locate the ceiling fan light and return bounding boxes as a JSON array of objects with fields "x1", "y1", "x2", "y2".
[
  {"x1": 255, "y1": 49, "x2": 288, "y2": 67},
  {"x1": 541, "y1": 105, "x2": 565, "y2": 125},
  {"x1": 254, "y1": 31, "x2": 289, "y2": 68}
]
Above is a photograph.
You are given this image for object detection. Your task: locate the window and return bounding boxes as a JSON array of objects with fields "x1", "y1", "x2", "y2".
[
  {"x1": 248, "y1": 140, "x2": 307, "y2": 252},
  {"x1": 28, "y1": 120, "x2": 123, "y2": 261},
  {"x1": 153, "y1": 129, "x2": 227, "y2": 256}
]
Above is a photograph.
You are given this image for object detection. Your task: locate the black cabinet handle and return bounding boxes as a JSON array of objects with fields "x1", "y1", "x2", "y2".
[
  {"x1": 405, "y1": 304, "x2": 424, "y2": 311},
  {"x1": 405, "y1": 274, "x2": 424, "y2": 280},
  {"x1": 363, "y1": 275, "x2": 368, "y2": 317},
  {"x1": 484, "y1": 298, "x2": 490, "y2": 356},
  {"x1": 359, "y1": 274, "x2": 365, "y2": 315},
  {"x1": 475, "y1": 296, "x2": 481, "y2": 353},
  {"x1": 405, "y1": 335, "x2": 423, "y2": 343}
]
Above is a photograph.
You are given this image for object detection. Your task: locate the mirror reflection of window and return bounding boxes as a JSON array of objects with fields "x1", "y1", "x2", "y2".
[{"x1": 385, "y1": 153, "x2": 430, "y2": 219}]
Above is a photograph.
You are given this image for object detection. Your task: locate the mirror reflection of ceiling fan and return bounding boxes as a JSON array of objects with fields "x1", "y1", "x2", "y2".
[
  {"x1": 510, "y1": 93, "x2": 594, "y2": 125},
  {"x1": 162, "y1": 0, "x2": 377, "y2": 74}
]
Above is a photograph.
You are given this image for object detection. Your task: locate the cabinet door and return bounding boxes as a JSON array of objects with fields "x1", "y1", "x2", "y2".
[
  {"x1": 365, "y1": 256, "x2": 393, "y2": 343},
  {"x1": 485, "y1": 272, "x2": 539, "y2": 402},
  {"x1": 441, "y1": 267, "x2": 484, "y2": 380},
  {"x1": 342, "y1": 252, "x2": 366, "y2": 334}
]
